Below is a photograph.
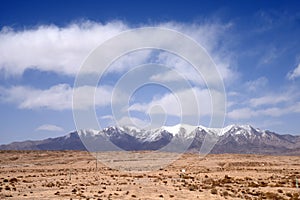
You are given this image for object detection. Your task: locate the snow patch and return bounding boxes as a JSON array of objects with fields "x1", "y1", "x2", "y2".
[{"x1": 161, "y1": 124, "x2": 182, "y2": 135}]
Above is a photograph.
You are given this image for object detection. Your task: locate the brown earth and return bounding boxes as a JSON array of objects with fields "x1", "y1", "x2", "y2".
[{"x1": 0, "y1": 150, "x2": 300, "y2": 199}]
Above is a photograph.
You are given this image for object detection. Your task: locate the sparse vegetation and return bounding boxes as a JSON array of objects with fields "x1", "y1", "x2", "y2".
[
  {"x1": 211, "y1": 188, "x2": 218, "y2": 194},
  {"x1": 0, "y1": 151, "x2": 299, "y2": 199}
]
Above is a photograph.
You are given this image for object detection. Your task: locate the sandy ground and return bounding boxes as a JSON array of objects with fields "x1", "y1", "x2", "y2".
[{"x1": 0, "y1": 150, "x2": 300, "y2": 199}]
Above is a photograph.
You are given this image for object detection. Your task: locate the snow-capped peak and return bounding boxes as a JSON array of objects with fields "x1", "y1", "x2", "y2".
[
  {"x1": 78, "y1": 129, "x2": 101, "y2": 137},
  {"x1": 161, "y1": 124, "x2": 182, "y2": 135},
  {"x1": 74, "y1": 124, "x2": 272, "y2": 144},
  {"x1": 161, "y1": 124, "x2": 198, "y2": 138}
]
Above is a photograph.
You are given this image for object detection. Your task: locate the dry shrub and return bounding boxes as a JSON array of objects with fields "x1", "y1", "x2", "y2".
[
  {"x1": 277, "y1": 189, "x2": 283, "y2": 193},
  {"x1": 222, "y1": 190, "x2": 229, "y2": 196},
  {"x1": 9, "y1": 178, "x2": 18, "y2": 183},
  {"x1": 211, "y1": 188, "x2": 218, "y2": 195},
  {"x1": 265, "y1": 192, "x2": 284, "y2": 200}
]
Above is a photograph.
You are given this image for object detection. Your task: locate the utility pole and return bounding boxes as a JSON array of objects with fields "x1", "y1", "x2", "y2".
[{"x1": 95, "y1": 152, "x2": 98, "y2": 171}]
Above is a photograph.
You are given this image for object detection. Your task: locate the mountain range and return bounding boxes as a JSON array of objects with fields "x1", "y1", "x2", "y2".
[{"x1": 1, "y1": 124, "x2": 300, "y2": 155}]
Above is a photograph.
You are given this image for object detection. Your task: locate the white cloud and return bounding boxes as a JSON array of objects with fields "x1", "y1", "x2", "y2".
[
  {"x1": 249, "y1": 94, "x2": 289, "y2": 107},
  {"x1": 0, "y1": 84, "x2": 114, "y2": 110},
  {"x1": 227, "y1": 87, "x2": 300, "y2": 120},
  {"x1": 108, "y1": 50, "x2": 152, "y2": 73},
  {"x1": 35, "y1": 124, "x2": 64, "y2": 132},
  {"x1": 74, "y1": 85, "x2": 114, "y2": 110},
  {"x1": 0, "y1": 20, "x2": 235, "y2": 84},
  {"x1": 118, "y1": 116, "x2": 150, "y2": 128},
  {"x1": 128, "y1": 88, "x2": 216, "y2": 117},
  {"x1": 258, "y1": 120, "x2": 283, "y2": 129},
  {"x1": 228, "y1": 103, "x2": 300, "y2": 120},
  {"x1": 148, "y1": 43, "x2": 235, "y2": 86},
  {"x1": 290, "y1": 102, "x2": 300, "y2": 113},
  {"x1": 227, "y1": 108, "x2": 257, "y2": 119},
  {"x1": 258, "y1": 47, "x2": 279, "y2": 65},
  {"x1": 227, "y1": 91, "x2": 240, "y2": 97},
  {"x1": 0, "y1": 21, "x2": 127, "y2": 76},
  {"x1": 157, "y1": 22, "x2": 236, "y2": 86},
  {"x1": 159, "y1": 21, "x2": 232, "y2": 53},
  {"x1": 287, "y1": 63, "x2": 300, "y2": 80},
  {"x1": 259, "y1": 107, "x2": 289, "y2": 117},
  {"x1": 245, "y1": 77, "x2": 268, "y2": 91},
  {"x1": 0, "y1": 84, "x2": 72, "y2": 110},
  {"x1": 150, "y1": 51, "x2": 206, "y2": 85},
  {"x1": 100, "y1": 115, "x2": 114, "y2": 120}
]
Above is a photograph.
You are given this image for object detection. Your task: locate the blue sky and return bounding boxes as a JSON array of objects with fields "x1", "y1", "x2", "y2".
[{"x1": 0, "y1": 0, "x2": 300, "y2": 144}]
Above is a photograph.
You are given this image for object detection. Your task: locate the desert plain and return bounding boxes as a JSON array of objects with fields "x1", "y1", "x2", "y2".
[{"x1": 0, "y1": 150, "x2": 300, "y2": 199}]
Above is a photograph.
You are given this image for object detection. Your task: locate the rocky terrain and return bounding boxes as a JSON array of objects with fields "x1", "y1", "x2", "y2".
[{"x1": 0, "y1": 150, "x2": 300, "y2": 199}]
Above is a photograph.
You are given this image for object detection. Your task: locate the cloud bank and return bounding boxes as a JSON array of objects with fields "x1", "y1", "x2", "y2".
[
  {"x1": 35, "y1": 124, "x2": 64, "y2": 132},
  {"x1": 0, "y1": 21, "x2": 127, "y2": 76},
  {"x1": 0, "y1": 20, "x2": 234, "y2": 82},
  {"x1": 0, "y1": 84, "x2": 114, "y2": 110}
]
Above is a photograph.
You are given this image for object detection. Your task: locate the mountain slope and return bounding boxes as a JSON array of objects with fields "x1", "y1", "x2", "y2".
[
  {"x1": 0, "y1": 131, "x2": 86, "y2": 151},
  {"x1": 1, "y1": 124, "x2": 300, "y2": 155}
]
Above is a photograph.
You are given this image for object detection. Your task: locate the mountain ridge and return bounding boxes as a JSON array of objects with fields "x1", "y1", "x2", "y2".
[{"x1": 1, "y1": 124, "x2": 300, "y2": 155}]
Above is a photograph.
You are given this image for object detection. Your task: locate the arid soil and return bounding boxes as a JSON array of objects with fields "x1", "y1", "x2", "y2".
[{"x1": 0, "y1": 150, "x2": 300, "y2": 199}]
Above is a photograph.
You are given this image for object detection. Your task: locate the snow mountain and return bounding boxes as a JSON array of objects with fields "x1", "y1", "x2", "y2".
[{"x1": 1, "y1": 124, "x2": 300, "y2": 155}]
